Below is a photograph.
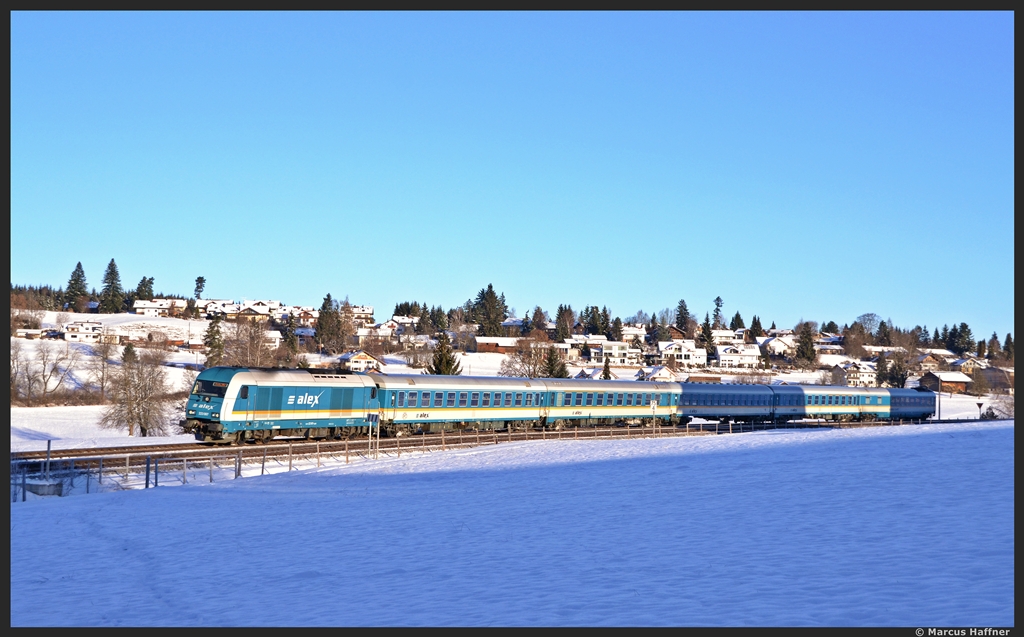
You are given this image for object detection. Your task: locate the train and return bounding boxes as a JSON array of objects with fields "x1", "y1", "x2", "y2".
[{"x1": 183, "y1": 366, "x2": 937, "y2": 444}]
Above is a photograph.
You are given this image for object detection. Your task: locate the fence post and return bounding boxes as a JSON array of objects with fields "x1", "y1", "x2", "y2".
[
  {"x1": 288, "y1": 442, "x2": 293, "y2": 472},
  {"x1": 22, "y1": 464, "x2": 27, "y2": 502},
  {"x1": 45, "y1": 440, "x2": 51, "y2": 481},
  {"x1": 145, "y1": 456, "x2": 151, "y2": 489},
  {"x1": 69, "y1": 459, "x2": 75, "y2": 490},
  {"x1": 317, "y1": 441, "x2": 321, "y2": 467},
  {"x1": 86, "y1": 468, "x2": 90, "y2": 494},
  {"x1": 99, "y1": 457, "x2": 103, "y2": 484},
  {"x1": 154, "y1": 458, "x2": 159, "y2": 487},
  {"x1": 441, "y1": 428, "x2": 445, "y2": 451},
  {"x1": 126, "y1": 455, "x2": 130, "y2": 480},
  {"x1": 345, "y1": 439, "x2": 349, "y2": 464},
  {"x1": 235, "y1": 451, "x2": 241, "y2": 479},
  {"x1": 183, "y1": 458, "x2": 187, "y2": 484},
  {"x1": 209, "y1": 457, "x2": 213, "y2": 483},
  {"x1": 396, "y1": 437, "x2": 400, "y2": 458},
  {"x1": 262, "y1": 447, "x2": 267, "y2": 475}
]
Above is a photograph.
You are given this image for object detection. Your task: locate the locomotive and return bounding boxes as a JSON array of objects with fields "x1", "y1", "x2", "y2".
[{"x1": 184, "y1": 366, "x2": 937, "y2": 444}]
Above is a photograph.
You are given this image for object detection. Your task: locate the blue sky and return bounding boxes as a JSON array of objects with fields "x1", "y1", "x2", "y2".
[{"x1": 11, "y1": 12, "x2": 1014, "y2": 339}]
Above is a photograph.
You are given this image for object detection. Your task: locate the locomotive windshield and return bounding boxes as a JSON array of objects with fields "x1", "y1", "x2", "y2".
[{"x1": 192, "y1": 379, "x2": 228, "y2": 398}]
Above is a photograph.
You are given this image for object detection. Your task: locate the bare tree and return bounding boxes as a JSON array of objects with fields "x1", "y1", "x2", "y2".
[
  {"x1": 55, "y1": 312, "x2": 71, "y2": 333},
  {"x1": 88, "y1": 341, "x2": 118, "y2": 403},
  {"x1": 10, "y1": 339, "x2": 25, "y2": 403},
  {"x1": 498, "y1": 337, "x2": 548, "y2": 378},
  {"x1": 28, "y1": 341, "x2": 81, "y2": 404},
  {"x1": 101, "y1": 347, "x2": 173, "y2": 437},
  {"x1": 224, "y1": 318, "x2": 273, "y2": 367}
]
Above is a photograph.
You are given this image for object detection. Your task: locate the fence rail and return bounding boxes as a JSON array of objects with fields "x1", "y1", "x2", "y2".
[{"x1": 10, "y1": 417, "x2": 971, "y2": 501}]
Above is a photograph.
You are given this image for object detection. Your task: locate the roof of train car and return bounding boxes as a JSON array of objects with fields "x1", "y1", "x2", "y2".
[
  {"x1": 679, "y1": 382, "x2": 773, "y2": 394},
  {"x1": 368, "y1": 374, "x2": 677, "y2": 392},
  {"x1": 199, "y1": 367, "x2": 376, "y2": 387}
]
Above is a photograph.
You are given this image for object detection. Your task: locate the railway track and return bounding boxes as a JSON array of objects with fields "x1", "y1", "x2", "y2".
[{"x1": 10, "y1": 417, "x2": 975, "y2": 466}]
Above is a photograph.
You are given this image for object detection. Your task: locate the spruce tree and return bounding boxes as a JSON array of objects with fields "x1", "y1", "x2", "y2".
[
  {"x1": 473, "y1": 284, "x2": 507, "y2": 337},
  {"x1": 954, "y1": 323, "x2": 975, "y2": 357},
  {"x1": 426, "y1": 332, "x2": 462, "y2": 375},
  {"x1": 1002, "y1": 333, "x2": 1013, "y2": 361},
  {"x1": 875, "y1": 352, "x2": 888, "y2": 387},
  {"x1": 203, "y1": 315, "x2": 225, "y2": 366},
  {"x1": 610, "y1": 317, "x2": 623, "y2": 342},
  {"x1": 135, "y1": 276, "x2": 155, "y2": 301},
  {"x1": 795, "y1": 322, "x2": 817, "y2": 366},
  {"x1": 531, "y1": 306, "x2": 547, "y2": 333},
  {"x1": 888, "y1": 355, "x2": 909, "y2": 388},
  {"x1": 675, "y1": 299, "x2": 690, "y2": 333},
  {"x1": 194, "y1": 276, "x2": 206, "y2": 300},
  {"x1": 749, "y1": 315, "x2": 764, "y2": 338},
  {"x1": 122, "y1": 342, "x2": 137, "y2": 363},
  {"x1": 315, "y1": 293, "x2": 342, "y2": 353},
  {"x1": 712, "y1": 297, "x2": 724, "y2": 329},
  {"x1": 542, "y1": 346, "x2": 569, "y2": 378},
  {"x1": 581, "y1": 342, "x2": 591, "y2": 360},
  {"x1": 976, "y1": 340, "x2": 986, "y2": 358},
  {"x1": 65, "y1": 262, "x2": 89, "y2": 311},
  {"x1": 701, "y1": 313, "x2": 715, "y2": 355},
  {"x1": 98, "y1": 259, "x2": 125, "y2": 314},
  {"x1": 601, "y1": 356, "x2": 612, "y2": 380},
  {"x1": 729, "y1": 311, "x2": 745, "y2": 330},
  {"x1": 986, "y1": 332, "x2": 1001, "y2": 359}
]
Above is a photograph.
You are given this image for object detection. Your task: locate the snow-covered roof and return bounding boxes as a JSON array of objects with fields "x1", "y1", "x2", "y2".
[{"x1": 926, "y1": 371, "x2": 974, "y2": 383}]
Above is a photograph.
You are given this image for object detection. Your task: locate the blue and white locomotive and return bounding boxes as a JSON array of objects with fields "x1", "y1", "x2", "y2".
[{"x1": 184, "y1": 366, "x2": 937, "y2": 444}]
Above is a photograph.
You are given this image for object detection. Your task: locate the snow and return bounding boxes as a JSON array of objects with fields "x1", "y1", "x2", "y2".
[{"x1": 10, "y1": 420, "x2": 1014, "y2": 626}]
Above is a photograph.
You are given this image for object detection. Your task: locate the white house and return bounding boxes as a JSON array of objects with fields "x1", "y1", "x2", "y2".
[
  {"x1": 657, "y1": 340, "x2": 708, "y2": 367},
  {"x1": 338, "y1": 350, "x2": 383, "y2": 373},
  {"x1": 715, "y1": 344, "x2": 762, "y2": 368},
  {"x1": 64, "y1": 321, "x2": 105, "y2": 344},
  {"x1": 761, "y1": 336, "x2": 797, "y2": 358},
  {"x1": 832, "y1": 361, "x2": 877, "y2": 387}
]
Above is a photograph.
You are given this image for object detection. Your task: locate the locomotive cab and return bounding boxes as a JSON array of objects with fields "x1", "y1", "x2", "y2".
[{"x1": 183, "y1": 369, "x2": 235, "y2": 442}]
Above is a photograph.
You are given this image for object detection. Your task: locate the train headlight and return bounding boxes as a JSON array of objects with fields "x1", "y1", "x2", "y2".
[
  {"x1": 187, "y1": 410, "x2": 195, "y2": 415},
  {"x1": 212, "y1": 413, "x2": 220, "y2": 418}
]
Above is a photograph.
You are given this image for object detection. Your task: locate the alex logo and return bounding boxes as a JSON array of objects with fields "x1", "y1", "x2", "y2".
[{"x1": 287, "y1": 391, "x2": 324, "y2": 407}]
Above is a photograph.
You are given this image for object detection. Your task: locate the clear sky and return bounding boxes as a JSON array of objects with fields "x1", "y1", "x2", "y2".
[{"x1": 11, "y1": 12, "x2": 1014, "y2": 339}]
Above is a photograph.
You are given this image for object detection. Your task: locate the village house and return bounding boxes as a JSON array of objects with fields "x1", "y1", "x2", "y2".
[
  {"x1": 760, "y1": 335, "x2": 797, "y2": 358},
  {"x1": 350, "y1": 306, "x2": 375, "y2": 327},
  {"x1": 338, "y1": 350, "x2": 383, "y2": 373},
  {"x1": 64, "y1": 321, "x2": 106, "y2": 344},
  {"x1": 918, "y1": 371, "x2": 973, "y2": 395},
  {"x1": 831, "y1": 361, "x2": 877, "y2": 387},
  {"x1": 656, "y1": 340, "x2": 707, "y2": 368},
  {"x1": 914, "y1": 353, "x2": 941, "y2": 372},
  {"x1": 714, "y1": 344, "x2": 762, "y2": 368},
  {"x1": 635, "y1": 366, "x2": 678, "y2": 382},
  {"x1": 132, "y1": 298, "x2": 188, "y2": 317},
  {"x1": 950, "y1": 358, "x2": 985, "y2": 375},
  {"x1": 475, "y1": 337, "x2": 520, "y2": 354}
]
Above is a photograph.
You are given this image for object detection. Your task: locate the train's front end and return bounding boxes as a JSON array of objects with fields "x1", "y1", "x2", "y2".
[{"x1": 182, "y1": 367, "x2": 238, "y2": 442}]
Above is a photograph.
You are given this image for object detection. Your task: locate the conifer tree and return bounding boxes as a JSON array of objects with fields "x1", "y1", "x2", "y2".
[
  {"x1": 426, "y1": 332, "x2": 462, "y2": 375},
  {"x1": 749, "y1": 316, "x2": 764, "y2": 338},
  {"x1": 986, "y1": 332, "x2": 1001, "y2": 360},
  {"x1": 99, "y1": 259, "x2": 125, "y2": 314},
  {"x1": 875, "y1": 352, "x2": 888, "y2": 387},
  {"x1": 729, "y1": 311, "x2": 745, "y2": 330},
  {"x1": 601, "y1": 356, "x2": 612, "y2": 380},
  {"x1": 531, "y1": 306, "x2": 547, "y2": 333},
  {"x1": 888, "y1": 355, "x2": 909, "y2": 388},
  {"x1": 542, "y1": 346, "x2": 569, "y2": 378},
  {"x1": 581, "y1": 342, "x2": 592, "y2": 360},
  {"x1": 795, "y1": 321, "x2": 817, "y2": 366},
  {"x1": 65, "y1": 262, "x2": 89, "y2": 312},
  {"x1": 1002, "y1": 333, "x2": 1013, "y2": 361},
  {"x1": 315, "y1": 293, "x2": 342, "y2": 353},
  {"x1": 700, "y1": 313, "x2": 715, "y2": 355},
  {"x1": 610, "y1": 317, "x2": 623, "y2": 342},
  {"x1": 976, "y1": 340, "x2": 986, "y2": 358},
  {"x1": 473, "y1": 284, "x2": 507, "y2": 337},
  {"x1": 203, "y1": 315, "x2": 225, "y2": 366},
  {"x1": 135, "y1": 276, "x2": 155, "y2": 301},
  {"x1": 675, "y1": 299, "x2": 690, "y2": 333},
  {"x1": 712, "y1": 297, "x2": 724, "y2": 329},
  {"x1": 770, "y1": 321, "x2": 776, "y2": 330},
  {"x1": 194, "y1": 276, "x2": 206, "y2": 300}
]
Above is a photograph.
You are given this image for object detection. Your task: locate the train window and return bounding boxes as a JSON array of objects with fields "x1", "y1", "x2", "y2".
[
  {"x1": 583, "y1": 393, "x2": 591, "y2": 406},
  {"x1": 514, "y1": 393, "x2": 523, "y2": 407},
  {"x1": 537, "y1": 393, "x2": 544, "y2": 406},
  {"x1": 596, "y1": 393, "x2": 604, "y2": 406},
  {"x1": 643, "y1": 394, "x2": 650, "y2": 406},
  {"x1": 432, "y1": 392, "x2": 442, "y2": 408},
  {"x1": 482, "y1": 392, "x2": 491, "y2": 407},
  {"x1": 503, "y1": 393, "x2": 511, "y2": 407},
  {"x1": 411, "y1": 392, "x2": 420, "y2": 408},
  {"x1": 624, "y1": 393, "x2": 631, "y2": 406},
  {"x1": 238, "y1": 385, "x2": 249, "y2": 400},
  {"x1": 397, "y1": 392, "x2": 405, "y2": 408},
  {"x1": 446, "y1": 392, "x2": 456, "y2": 407},
  {"x1": 389, "y1": 393, "x2": 396, "y2": 406},
  {"x1": 525, "y1": 393, "x2": 533, "y2": 407},
  {"x1": 459, "y1": 392, "x2": 468, "y2": 407},
  {"x1": 470, "y1": 392, "x2": 479, "y2": 407},
  {"x1": 370, "y1": 388, "x2": 377, "y2": 399}
]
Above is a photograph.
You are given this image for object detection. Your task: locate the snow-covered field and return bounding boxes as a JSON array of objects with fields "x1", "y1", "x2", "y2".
[{"x1": 10, "y1": 420, "x2": 1014, "y2": 626}]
